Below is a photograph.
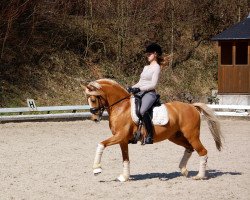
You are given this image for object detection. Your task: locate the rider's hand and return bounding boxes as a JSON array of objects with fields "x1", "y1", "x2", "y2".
[
  {"x1": 127, "y1": 86, "x2": 133, "y2": 93},
  {"x1": 128, "y1": 87, "x2": 140, "y2": 94}
]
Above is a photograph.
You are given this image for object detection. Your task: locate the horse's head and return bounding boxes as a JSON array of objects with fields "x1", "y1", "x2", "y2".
[
  {"x1": 83, "y1": 79, "x2": 130, "y2": 122},
  {"x1": 83, "y1": 81, "x2": 107, "y2": 122}
]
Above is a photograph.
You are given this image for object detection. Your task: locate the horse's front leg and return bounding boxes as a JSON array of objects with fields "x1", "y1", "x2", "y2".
[
  {"x1": 93, "y1": 134, "x2": 124, "y2": 176},
  {"x1": 93, "y1": 143, "x2": 105, "y2": 175},
  {"x1": 117, "y1": 142, "x2": 130, "y2": 182}
]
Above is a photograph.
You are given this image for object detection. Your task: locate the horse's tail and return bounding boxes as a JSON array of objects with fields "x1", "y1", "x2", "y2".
[{"x1": 193, "y1": 103, "x2": 223, "y2": 151}]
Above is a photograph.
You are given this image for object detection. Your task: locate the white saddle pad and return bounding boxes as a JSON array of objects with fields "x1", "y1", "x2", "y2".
[{"x1": 130, "y1": 97, "x2": 169, "y2": 125}]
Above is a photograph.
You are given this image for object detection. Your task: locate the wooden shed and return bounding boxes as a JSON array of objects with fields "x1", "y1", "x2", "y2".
[{"x1": 212, "y1": 14, "x2": 250, "y2": 95}]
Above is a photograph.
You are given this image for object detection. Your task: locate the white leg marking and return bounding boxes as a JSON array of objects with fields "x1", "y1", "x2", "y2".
[
  {"x1": 193, "y1": 155, "x2": 208, "y2": 180},
  {"x1": 179, "y1": 149, "x2": 192, "y2": 177},
  {"x1": 93, "y1": 143, "x2": 105, "y2": 175},
  {"x1": 117, "y1": 161, "x2": 130, "y2": 182}
]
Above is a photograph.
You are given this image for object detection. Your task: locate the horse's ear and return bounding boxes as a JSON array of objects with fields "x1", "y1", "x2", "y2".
[
  {"x1": 87, "y1": 82, "x2": 101, "y2": 91},
  {"x1": 87, "y1": 85, "x2": 95, "y2": 91},
  {"x1": 84, "y1": 84, "x2": 104, "y2": 96},
  {"x1": 80, "y1": 84, "x2": 95, "y2": 91},
  {"x1": 81, "y1": 85, "x2": 87, "y2": 91},
  {"x1": 79, "y1": 84, "x2": 92, "y2": 94}
]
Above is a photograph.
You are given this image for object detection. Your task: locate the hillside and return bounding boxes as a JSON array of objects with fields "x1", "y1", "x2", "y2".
[{"x1": 0, "y1": 0, "x2": 249, "y2": 107}]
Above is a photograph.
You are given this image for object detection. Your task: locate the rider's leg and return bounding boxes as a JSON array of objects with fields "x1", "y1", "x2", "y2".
[{"x1": 140, "y1": 92, "x2": 157, "y2": 144}]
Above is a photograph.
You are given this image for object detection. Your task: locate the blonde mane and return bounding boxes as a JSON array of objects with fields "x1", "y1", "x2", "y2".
[
  {"x1": 85, "y1": 79, "x2": 127, "y2": 96},
  {"x1": 96, "y1": 79, "x2": 127, "y2": 93},
  {"x1": 97, "y1": 79, "x2": 120, "y2": 86}
]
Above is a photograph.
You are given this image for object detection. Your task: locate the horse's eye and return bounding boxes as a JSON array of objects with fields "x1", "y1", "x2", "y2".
[{"x1": 91, "y1": 98, "x2": 96, "y2": 103}]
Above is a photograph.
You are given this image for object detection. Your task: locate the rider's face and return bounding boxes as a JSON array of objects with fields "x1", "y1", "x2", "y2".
[{"x1": 147, "y1": 52, "x2": 157, "y2": 63}]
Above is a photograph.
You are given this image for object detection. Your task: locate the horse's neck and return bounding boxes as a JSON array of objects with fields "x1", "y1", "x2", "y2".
[{"x1": 103, "y1": 85, "x2": 128, "y2": 106}]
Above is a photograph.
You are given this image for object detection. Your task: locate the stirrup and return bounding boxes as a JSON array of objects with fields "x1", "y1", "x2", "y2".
[
  {"x1": 145, "y1": 137, "x2": 153, "y2": 144},
  {"x1": 141, "y1": 136, "x2": 153, "y2": 145},
  {"x1": 129, "y1": 130, "x2": 141, "y2": 144},
  {"x1": 129, "y1": 121, "x2": 142, "y2": 144}
]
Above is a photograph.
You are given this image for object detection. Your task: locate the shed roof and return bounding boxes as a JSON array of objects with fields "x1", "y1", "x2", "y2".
[{"x1": 212, "y1": 14, "x2": 250, "y2": 40}]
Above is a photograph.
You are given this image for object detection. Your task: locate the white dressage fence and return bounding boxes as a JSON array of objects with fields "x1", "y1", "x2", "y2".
[
  {"x1": 0, "y1": 105, "x2": 95, "y2": 122},
  {"x1": 0, "y1": 103, "x2": 249, "y2": 122},
  {"x1": 207, "y1": 104, "x2": 250, "y2": 117}
]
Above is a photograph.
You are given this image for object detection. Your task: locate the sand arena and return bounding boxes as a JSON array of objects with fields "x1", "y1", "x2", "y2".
[{"x1": 0, "y1": 119, "x2": 249, "y2": 200}]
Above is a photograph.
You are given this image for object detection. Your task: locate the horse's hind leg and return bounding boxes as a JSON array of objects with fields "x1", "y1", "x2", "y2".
[
  {"x1": 184, "y1": 129, "x2": 208, "y2": 180},
  {"x1": 179, "y1": 149, "x2": 193, "y2": 177},
  {"x1": 190, "y1": 138, "x2": 208, "y2": 180},
  {"x1": 169, "y1": 133, "x2": 194, "y2": 177}
]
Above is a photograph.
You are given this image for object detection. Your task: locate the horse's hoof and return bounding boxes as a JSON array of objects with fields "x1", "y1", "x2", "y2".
[
  {"x1": 116, "y1": 174, "x2": 129, "y2": 182},
  {"x1": 93, "y1": 168, "x2": 102, "y2": 176},
  {"x1": 192, "y1": 175, "x2": 207, "y2": 180},
  {"x1": 180, "y1": 168, "x2": 189, "y2": 177}
]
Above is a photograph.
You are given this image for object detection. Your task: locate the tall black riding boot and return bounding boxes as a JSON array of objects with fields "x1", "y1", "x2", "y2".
[{"x1": 142, "y1": 112, "x2": 154, "y2": 144}]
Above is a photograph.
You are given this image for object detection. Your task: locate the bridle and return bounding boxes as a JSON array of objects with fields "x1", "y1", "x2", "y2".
[
  {"x1": 89, "y1": 94, "x2": 131, "y2": 120},
  {"x1": 89, "y1": 96, "x2": 106, "y2": 116}
]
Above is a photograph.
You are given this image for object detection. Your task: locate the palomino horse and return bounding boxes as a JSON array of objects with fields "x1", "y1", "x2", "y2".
[{"x1": 84, "y1": 79, "x2": 222, "y2": 182}]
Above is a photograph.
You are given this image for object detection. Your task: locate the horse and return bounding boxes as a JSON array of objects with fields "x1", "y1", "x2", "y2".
[{"x1": 83, "y1": 78, "x2": 222, "y2": 182}]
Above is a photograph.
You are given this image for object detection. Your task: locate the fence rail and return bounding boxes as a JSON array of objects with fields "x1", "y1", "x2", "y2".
[
  {"x1": 207, "y1": 104, "x2": 250, "y2": 117},
  {"x1": 0, "y1": 105, "x2": 93, "y2": 122},
  {"x1": 0, "y1": 105, "x2": 90, "y2": 114},
  {"x1": 0, "y1": 104, "x2": 249, "y2": 123}
]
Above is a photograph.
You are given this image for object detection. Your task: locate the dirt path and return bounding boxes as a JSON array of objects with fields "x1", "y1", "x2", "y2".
[{"x1": 0, "y1": 119, "x2": 249, "y2": 200}]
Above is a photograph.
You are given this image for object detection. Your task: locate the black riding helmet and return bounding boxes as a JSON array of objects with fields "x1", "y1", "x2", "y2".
[{"x1": 145, "y1": 43, "x2": 162, "y2": 56}]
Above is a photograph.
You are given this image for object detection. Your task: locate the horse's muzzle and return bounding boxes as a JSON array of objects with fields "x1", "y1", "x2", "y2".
[{"x1": 91, "y1": 114, "x2": 101, "y2": 123}]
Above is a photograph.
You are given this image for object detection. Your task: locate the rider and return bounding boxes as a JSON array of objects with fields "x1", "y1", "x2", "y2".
[{"x1": 128, "y1": 43, "x2": 163, "y2": 144}]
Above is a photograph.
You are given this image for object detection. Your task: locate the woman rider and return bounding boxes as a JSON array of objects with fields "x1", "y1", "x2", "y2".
[{"x1": 128, "y1": 43, "x2": 162, "y2": 144}]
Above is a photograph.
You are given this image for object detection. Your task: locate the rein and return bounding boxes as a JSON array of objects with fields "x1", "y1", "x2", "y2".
[{"x1": 109, "y1": 95, "x2": 131, "y2": 108}]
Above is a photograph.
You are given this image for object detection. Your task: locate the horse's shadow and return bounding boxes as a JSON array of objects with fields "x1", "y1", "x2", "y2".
[{"x1": 129, "y1": 170, "x2": 242, "y2": 181}]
